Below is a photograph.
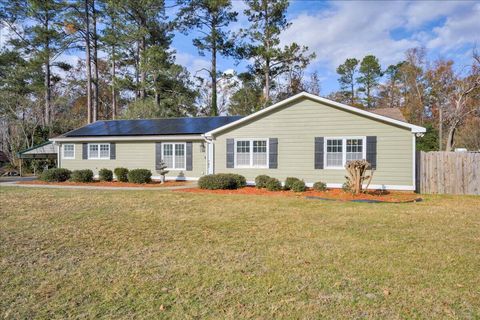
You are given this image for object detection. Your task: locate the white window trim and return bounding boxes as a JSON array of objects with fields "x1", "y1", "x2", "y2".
[
  {"x1": 162, "y1": 142, "x2": 187, "y2": 170},
  {"x1": 324, "y1": 136, "x2": 367, "y2": 170},
  {"x1": 62, "y1": 144, "x2": 75, "y2": 159},
  {"x1": 87, "y1": 143, "x2": 111, "y2": 160},
  {"x1": 234, "y1": 138, "x2": 269, "y2": 169}
]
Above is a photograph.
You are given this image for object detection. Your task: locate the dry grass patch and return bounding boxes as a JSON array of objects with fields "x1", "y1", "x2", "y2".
[{"x1": 1, "y1": 187, "x2": 479, "y2": 319}]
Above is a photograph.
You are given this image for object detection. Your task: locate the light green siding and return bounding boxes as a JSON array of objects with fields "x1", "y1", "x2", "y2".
[
  {"x1": 60, "y1": 140, "x2": 206, "y2": 180},
  {"x1": 213, "y1": 97, "x2": 414, "y2": 188}
]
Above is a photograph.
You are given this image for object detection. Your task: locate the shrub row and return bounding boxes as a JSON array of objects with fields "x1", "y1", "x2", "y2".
[
  {"x1": 39, "y1": 167, "x2": 153, "y2": 184},
  {"x1": 254, "y1": 174, "x2": 327, "y2": 193},
  {"x1": 198, "y1": 173, "x2": 246, "y2": 190}
]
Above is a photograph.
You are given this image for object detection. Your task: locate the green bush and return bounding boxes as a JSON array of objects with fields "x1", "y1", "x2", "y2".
[
  {"x1": 70, "y1": 169, "x2": 94, "y2": 183},
  {"x1": 284, "y1": 177, "x2": 301, "y2": 190},
  {"x1": 198, "y1": 173, "x2": 246, "y2": 190},
  {"x1": 342, "y1": 182, "x2": 352, "y2": 193},
  {"x1": 114, "y1": 167, "x2": 129, "y2": 182},
  {"x1": 290, "y1": 180, "x2": 306, "y2": 192},
  {"x1": 225, "y1": 173, "x2": 246, "y2": 188},
  {"x1": 265, "y1": 177, "x2": 282, "y2": 191},
  {"x1": 127, "y1": 169, "x2": 152, "y2": 184},
  {"x1": 98, "y1": 168, "x2": 113, "y2": 182},
  {"x1": 255, "y1": 175, "x2": 270, "y2": 188},
  {"x1": 313, "y1": 181, "x2": 327, "y2": 191},
  {"x1": 40, "y1": 168, "x2": 71, "y2": 182}
]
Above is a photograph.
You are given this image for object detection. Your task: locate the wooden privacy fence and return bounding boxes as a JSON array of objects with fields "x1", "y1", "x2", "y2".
[{"x1": 416, "y1": 151, "x2": 480, "y2": 195}]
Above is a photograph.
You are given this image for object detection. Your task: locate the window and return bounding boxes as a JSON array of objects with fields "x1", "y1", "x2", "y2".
[
  {"x1": 162, "y1": 143, "x2": 186, "y2": 170},
  {"x1": 63, "y1": 144, "x2": 75, "y2": 159},
  {"x1": 235, "y1": 139, "x2": 268, "y2": 168},
  {"x1": 88, "y1": 143, "x2": 110, "y2": 159},
  {"x1": 325, "y1": 137, "x2": 366, "y2": 169}
]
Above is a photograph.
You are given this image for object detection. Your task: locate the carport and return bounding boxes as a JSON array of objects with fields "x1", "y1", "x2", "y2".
[{"x1": 17, "y1": 141, "x2": 58, "y2": 176}]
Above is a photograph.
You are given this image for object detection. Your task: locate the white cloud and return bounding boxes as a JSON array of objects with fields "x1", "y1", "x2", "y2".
[
  {"x1": 281, "y1": 1, "x2": 479, "y2": 72},
  {"x1": 174, "y1": 51, "x2": 210, "y2": 77}
]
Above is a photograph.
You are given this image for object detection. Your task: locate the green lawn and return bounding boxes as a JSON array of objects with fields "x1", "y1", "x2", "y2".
[{"x1": 1, "y1": 187, "x2": 479, "y2": 319}]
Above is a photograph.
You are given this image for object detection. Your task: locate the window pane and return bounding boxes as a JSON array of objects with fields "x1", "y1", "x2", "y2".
[
  {"x1": 64, "y1": 145, "x2": 74, "y2": 158},
  {"x1": 89, "y1": 144, "x2": 99, "y2": 158},
  {"x1": 326, "y1": 139, "x2": 343, "y2": 167},
  {"x1": 252, "y1": 140, "x2": 267, "y2": 167},
  {"x1": 236, "y1": 141, "x2": 250, "y2": 166},
  {"x1": 163, "y1": 144, "x2": 173, "y2": 168},
  {"x1": 100, "y1": 144, "x2": 110, "y2": 158},
  {"x1": 346, "y1": 139, "x2": 363, "y2": 162},
  {"x1": 175, "y1": 144, "x2": 185, "y2": 169}
]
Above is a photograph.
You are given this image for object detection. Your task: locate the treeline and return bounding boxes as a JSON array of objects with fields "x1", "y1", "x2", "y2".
[
  {"x1": 0, "y1": 0, "x2": 479, "y2": 168},
  {"x1": 0, "y1": 0, "x2": 317, "y2": 165},
  {"x1": 328, "y1": 48, "x2": 480, "y2": 152}
]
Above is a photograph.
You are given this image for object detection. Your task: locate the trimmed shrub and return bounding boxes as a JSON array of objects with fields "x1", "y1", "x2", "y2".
[
  {"x1": 198, "y1": 173, "x2": 243, "y2": 190},
  {"x1": 313, "y1": 181, "x2": 327, "y2": 191},
  {"x1": 114, "y1": 167, "x2": 129, "y2": 182},
  {"x1": 265, "y1": 177, "x2": 282, "y2": 191},
  {"x1": 225, "y1": 173, "x2": 246, "y2": 188},
  {"x1": 284, "y1": 177, "x2": 301, "y2": 190},
  {"x1": 127, "y1": 169, "x2": 152, "y2": 184},
  {"x1": 98, "y1": 168, "x2": 113, "y2": 182},
  {"x1": 40, "y1": 168, "x2": 71, "y2": 182},
  {"x1": 255, "y1": 175, "x2": 270, "y2": 188},
  {"x1": 291, "y1": 180, "x2": 306, "y2": 192},
  {"x1": 342, "y1": 182, "x2": 352, "y2": 193},
  {"x1": 70, "y1": 169, "x2": 94, "y2": 183}
]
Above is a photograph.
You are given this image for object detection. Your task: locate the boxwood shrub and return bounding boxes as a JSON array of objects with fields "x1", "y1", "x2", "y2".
[
  {"x1": 114, "y1": 167, "x2": 129, "y2": 182},
  {"x1": 70, "y1": 169, "x2": 94, "y2": 183},
  {"x1": 98, "y1": 168, "x2": 113, "y2": 182},
  {"x1": 127, "y1": 169, "x2": 152, "y2": 184},
  {"x1": 265, "y1": 177, "x2": 282, "y2": 191},
  {"x1": 40, "y1": 168, "x2": 71, "y2": 182},
  {"x1": 284, "y1": 177, "x2": 301, "y2": 190},
  {"x1": 290, "y1": 180, "x2": 306, "y2": 192},
  {"x1": 198, "y1": 173, "x2": 246, "y2": 190},
  {"x1": 313, "y1": 181, "x2": 327, "y2": 191},
  {"x1": 255, "y1": 175, "x2": 270, "y2": 188}
]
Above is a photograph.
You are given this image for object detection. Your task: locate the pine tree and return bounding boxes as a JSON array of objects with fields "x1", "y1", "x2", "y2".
[
  {"x1": 336, "y1": 58, "x2": 359, "y2": 105},
  {"x1": 357, "y1": 55, "x2": 382, "y2": 108}
]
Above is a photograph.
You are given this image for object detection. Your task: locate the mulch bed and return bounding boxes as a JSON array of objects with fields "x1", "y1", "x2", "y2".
[
  {"x1": 18, "y1": 180, "x2": 188, "y2": 188},
  {"x1": 175, "y1": 187, "x2": 422, "y2": 203}
]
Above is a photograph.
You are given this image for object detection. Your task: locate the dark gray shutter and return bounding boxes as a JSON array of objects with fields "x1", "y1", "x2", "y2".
[
  {"x1": 186, "y1": 142, "x2": 193, "y2": 171},
  {"x1": 366, "y1": 136, "x2": 377, "y2": 169},
  {"x1": 314, "y1": 137, "x2": 324, "y2": 169},
  {"x1": 82, "y1": 143, "x2": 88, "y2": 160},
  {"x1": 226, "y1": 139, "x2": 234, "y2": 168},
  {"x1": 269, "y1": 138, "x2": 278, "y2": 169},
  {"x1": 155, "y1": 142, "x2": 162, "y2": 170},
  {"x1": 110, "y1": 143, "x2": 116, "y2": 160}
]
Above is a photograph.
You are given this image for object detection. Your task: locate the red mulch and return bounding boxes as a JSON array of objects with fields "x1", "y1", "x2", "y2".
[
  {"x1": 175, "y1": 187, "x2": 421, "y2": 203},
  {"x1": 18, "y1": 180, "x2": 188, "y2": 188}
]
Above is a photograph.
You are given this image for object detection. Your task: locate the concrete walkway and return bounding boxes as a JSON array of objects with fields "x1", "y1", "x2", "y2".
[{"x1": 0, "y1": 180, "x2": 197, "y2": 191}]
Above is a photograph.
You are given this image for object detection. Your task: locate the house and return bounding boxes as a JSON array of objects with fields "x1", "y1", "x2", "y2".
[{"x1": 50, "y1": 92, "x2": 426, "y2": 190}]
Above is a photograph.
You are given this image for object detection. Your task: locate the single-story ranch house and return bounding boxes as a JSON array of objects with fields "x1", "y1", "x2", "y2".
[{"x1": 50, "y1": 92, "x2": 426, "y2": 190}]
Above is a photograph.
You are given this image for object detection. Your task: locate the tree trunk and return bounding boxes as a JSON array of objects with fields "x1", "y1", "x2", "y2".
[
  {"x1": 350, "y1": 78, "x2": 354, "y2": 105},
  {"x1": 44, "y1": 16, "x2": 51, "y2": 128},
  {"x1": 111, "y1": 49, "x2": 116, "y2": 120},
  {"x1": 85, "y1": 0, "x2": 92, "y2": 123},
  {"x1": 446, "y1": 123, "x2": 457, "y2": 151},
  {"x1": 139, "y1": 35, "x2": 146, "y2": 100},
  {"x1": 211, "y1": 22, "x2": 218, "y2": 116},
  {"x1": 263, "y1": 0, "x2": 270, "y2": 105},
  {"x1": 92, "y1": 0, "x2": 99, "y2": 122},
  {"x1": 438, "y1": 106, "x2": 443, "y2": 150}
]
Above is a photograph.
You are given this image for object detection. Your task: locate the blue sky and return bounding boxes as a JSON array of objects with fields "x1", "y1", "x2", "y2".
[{"x1": 170, "y1": 0, "x2": 480, "y2": 94}]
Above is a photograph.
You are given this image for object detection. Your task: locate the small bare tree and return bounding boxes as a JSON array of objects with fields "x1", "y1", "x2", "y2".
[{"x1": 344, "y1": 160, "x2": 374, "y2": 194}]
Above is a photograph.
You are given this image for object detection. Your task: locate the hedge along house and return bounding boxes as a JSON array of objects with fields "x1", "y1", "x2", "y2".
[
  {"x1": 51, "y1": 92, "x2": 425, "y2": 190},
  {"x1": 204, "y1": 92, "x2": 426, "y2": 191}
]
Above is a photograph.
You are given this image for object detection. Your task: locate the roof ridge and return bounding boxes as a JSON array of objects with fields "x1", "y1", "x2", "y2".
[{"x1": 95, "y1": 115, "x2": 242, "y2": 122}]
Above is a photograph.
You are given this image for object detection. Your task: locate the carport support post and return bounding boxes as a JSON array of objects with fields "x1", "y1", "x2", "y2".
[{"x1": 19, "y1": 158, "x2": 23, "y2": 177}]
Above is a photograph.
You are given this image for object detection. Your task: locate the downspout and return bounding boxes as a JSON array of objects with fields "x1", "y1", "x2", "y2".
[{"x1": 202, "y1": 134, "x2": 214, "y2": 175}]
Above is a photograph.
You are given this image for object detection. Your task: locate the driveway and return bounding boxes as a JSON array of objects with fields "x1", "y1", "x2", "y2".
[{"x1": 0, "y1": 176, "x2": 38, "y2": 183}]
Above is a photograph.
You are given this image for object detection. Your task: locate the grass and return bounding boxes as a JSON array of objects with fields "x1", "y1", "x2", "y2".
[{"x1": 1, "y1": 187, "x2": 479, "y2": 319}]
